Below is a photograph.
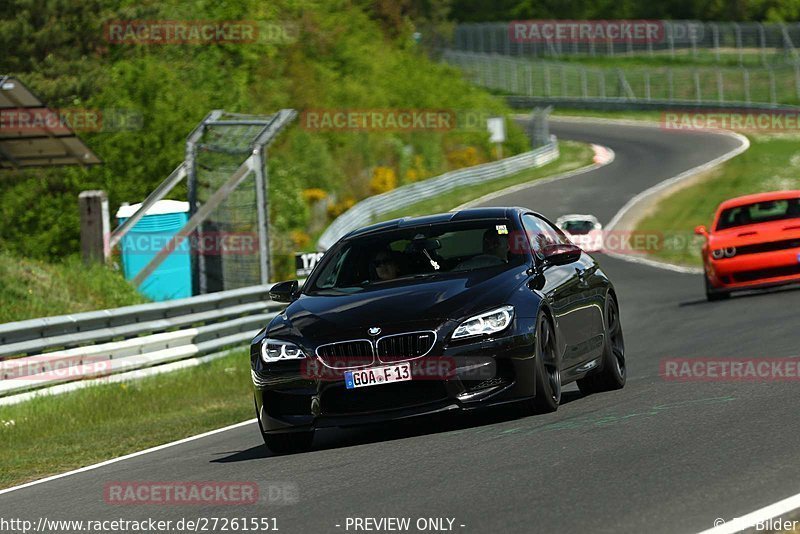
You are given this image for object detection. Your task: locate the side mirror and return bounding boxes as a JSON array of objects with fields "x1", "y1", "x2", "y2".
[
  {"x1": 269, "y1": 280, "x2": 299, "y2": 303},
  {"x1": 694, "y1": 225, "x2": 709, "y2": 238},
  {"x1": 541, "y1": 243, "x2": 582, "y2": 266}
]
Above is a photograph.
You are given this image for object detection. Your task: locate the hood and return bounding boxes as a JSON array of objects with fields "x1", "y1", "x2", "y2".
[
  {"x1": 269, "y1": 267, "x2": 528, "y2": 342},
  {"x1": 709, "y1": 219, "x2": 800, "y2": 249}
]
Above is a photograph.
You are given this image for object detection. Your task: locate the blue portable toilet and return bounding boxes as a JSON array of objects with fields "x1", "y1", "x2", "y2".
[{"x1": 116, "y1": 200, "x2": 192, "y2": 301}]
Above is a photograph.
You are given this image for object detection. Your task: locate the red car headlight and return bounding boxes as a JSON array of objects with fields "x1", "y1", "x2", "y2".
[{"x1": 711, "y1": 247, "x2": 736, "y2": 259}]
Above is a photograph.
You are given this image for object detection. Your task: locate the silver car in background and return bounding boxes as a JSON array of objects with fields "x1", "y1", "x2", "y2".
[{"x1": 555, "y1": 214, "x2": 604, "y2": 252}]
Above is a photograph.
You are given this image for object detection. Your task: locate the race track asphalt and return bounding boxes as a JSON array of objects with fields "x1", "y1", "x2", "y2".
[{"x1": 2, "y1": 119, "x2": 799, "y2": 534}]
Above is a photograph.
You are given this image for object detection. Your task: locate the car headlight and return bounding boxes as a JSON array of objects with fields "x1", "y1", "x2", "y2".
[
  {"x1": 452, "y1": 306, "x2": 515, "y2": 340},
  {"x1": 261, "y1": 339, "x2": 306, "y2": 362},
  {"x1": 712, "y1": 247, "x2": 736, "y2": 259}
]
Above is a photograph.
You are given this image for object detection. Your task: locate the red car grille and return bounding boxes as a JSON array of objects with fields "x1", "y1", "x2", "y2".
[
  {"x1": 732, "y1": 264, "x2": 800, "y2": 283},
  {"x1": 730, "y1": 238, "x2": 800, "y2": 257}
]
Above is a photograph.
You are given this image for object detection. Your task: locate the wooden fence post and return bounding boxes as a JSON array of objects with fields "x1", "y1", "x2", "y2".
[{"x1": 78, "y1": 190, "x2": 110, "y2": 264}]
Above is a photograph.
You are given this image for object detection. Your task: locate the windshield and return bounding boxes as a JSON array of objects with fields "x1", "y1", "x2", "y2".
[
  {"x1": 560, "y1": 220, "x2": 595, "y2": 235},
  {"x1": 308, "y1": 220, "x2": 526, "y2": 293},
  {"x1": 715, "y1": 198, "x2": 800, "y2": 230}
]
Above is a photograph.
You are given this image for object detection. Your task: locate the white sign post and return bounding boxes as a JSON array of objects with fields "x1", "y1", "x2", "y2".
[{"x1": 487, "y1": 117, "x2": 506, "y2": 159}]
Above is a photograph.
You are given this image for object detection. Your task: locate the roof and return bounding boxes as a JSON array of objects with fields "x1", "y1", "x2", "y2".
[
  {"x1": 0, "y1": 76, "x2": 101, "y2": 169},
  {"x1": 555, "y1": 214, "x2": 600, "y2": 224},
  {"x1": 116, "y1": 200, "x2": 189, "y2": 219},
  {"x1": 718, "y1": 190, "x2": 800, "y2": 210},
  {"x1": 343, "y1": 207, "x2": 520, "y2": 241}
]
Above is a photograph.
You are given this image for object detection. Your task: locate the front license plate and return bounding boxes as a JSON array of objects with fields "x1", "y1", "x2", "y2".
[{"x1": 344, "y1": 363, "x2": 412, "y2": 389}]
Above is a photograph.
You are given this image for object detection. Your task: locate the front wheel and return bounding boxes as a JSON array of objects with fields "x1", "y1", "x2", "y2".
[
  {"x1": 705, "y1": 276, "x2": 730, "y2": 302},
  {"x1": 528, "y1": 312, "x2": 561, "y2": 413},
  {"x1": 577, "y1": 294, "x2": 626, "y2": 395}
]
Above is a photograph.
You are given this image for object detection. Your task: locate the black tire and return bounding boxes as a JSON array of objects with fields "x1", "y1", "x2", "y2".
[
  {"x1": 262, "y1": 431, "x2": 314, "y2": 454},
  {"x1": 529, "y1": 312, "x2": 561, "y2": 413},
  {"x1": 577, "y1": 294, "x2": 626, "y2": 395},
  {"x1": 705, "y1": 276, "x2": 730, "y2": 301}
]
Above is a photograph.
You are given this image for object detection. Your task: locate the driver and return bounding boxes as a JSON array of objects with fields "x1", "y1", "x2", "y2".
[
  {"x1": 454, "y1": 229, "x2": 510, "y2": 270},
  {"x1": 482, "y1": 229, "x2": 510, "y2": 261},
  {"x1": 372, "y1": 249, "x2": 401, "y2": 281}
]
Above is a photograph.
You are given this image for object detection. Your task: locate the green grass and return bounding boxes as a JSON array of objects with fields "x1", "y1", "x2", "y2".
[
  {"x1": 0, "y1": 251, "x2": 147, "y2": 323},
  {"x1": 636, "y1": 133, "x2": 800, "y2": 266},
  {"x1": 0, "y1": 350, "x2": 253, "y2": 488},
  {"x1": 472, "y1": 54, "x2": 800, "y2": 107},
  {"x1": 553, "y1": 48, "x2": 789, "y2": 69},
  {"x1": 376, "y1": 140, "x2": 595, "y2": 222}
]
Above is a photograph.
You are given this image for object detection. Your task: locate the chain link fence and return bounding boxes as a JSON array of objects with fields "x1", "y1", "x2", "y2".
[
  {"x1": 443, "y1": 51, "x2": 800, "y2": 107},
  {"x1": 452, "y1": 21, "x2": 800, "y2": 66}
]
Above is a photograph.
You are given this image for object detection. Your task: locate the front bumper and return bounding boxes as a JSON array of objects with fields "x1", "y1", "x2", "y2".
[
  {"x1": 251, "y1": 331, "x2": 536, "y2": 434},
  {"x1": 707, "y1": 248, "x2": 800, "y2": 291}
]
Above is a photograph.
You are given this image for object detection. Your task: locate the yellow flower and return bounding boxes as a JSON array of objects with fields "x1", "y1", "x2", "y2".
[{"x1": 369, "y1": 166, "x2": 397, "y2": 194}]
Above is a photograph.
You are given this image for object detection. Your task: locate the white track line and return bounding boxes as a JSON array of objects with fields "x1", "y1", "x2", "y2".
[
  {"x1": 554, "y1": 118, "x2": 800, "y2": 532},
  {"x1": 551, "y1": 116, "x2": 750, "y2": 275},
  {"x1": 605, "y1": 130, "x2": 750, "y2": 231},
  {"x1": 0, "y1": 118, "x2": 762, "y2": 521},
  {"x1": 696, "y1": 492, "x2": 800, "y2": 533},
  {"x1": 0, "y1": 418, "x2": 257, "y2": 496}
]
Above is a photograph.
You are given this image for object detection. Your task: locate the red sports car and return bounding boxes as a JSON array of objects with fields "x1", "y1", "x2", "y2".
[{"x1": 695, "y1": 190, "x2": 800, "y2": 301}]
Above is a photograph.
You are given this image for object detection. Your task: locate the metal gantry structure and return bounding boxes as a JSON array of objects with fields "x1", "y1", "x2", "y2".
[{"x1": 109, "y1": 109, "x2": 297, "y2": 294}]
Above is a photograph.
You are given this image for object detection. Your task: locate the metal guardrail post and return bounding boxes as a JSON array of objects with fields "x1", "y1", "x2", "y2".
[
  {"x1": 743, "y1": 69, "x2": 751, "y2": 103},
  {"x1": 253, "y1": 146, "x2": 270, "y2": 285}
]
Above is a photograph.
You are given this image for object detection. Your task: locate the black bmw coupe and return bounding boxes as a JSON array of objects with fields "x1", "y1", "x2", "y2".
[{"x1": 251, "y1": 207, "x2": 626, "y2": 453}]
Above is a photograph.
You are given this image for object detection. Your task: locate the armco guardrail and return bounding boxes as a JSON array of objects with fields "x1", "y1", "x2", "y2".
[
  {"x1": 0, "y1": 285, "x2": 282, "y2": 398},
  {"x1": 317, "y1": 138, "x2": 559, "y2": 250}
]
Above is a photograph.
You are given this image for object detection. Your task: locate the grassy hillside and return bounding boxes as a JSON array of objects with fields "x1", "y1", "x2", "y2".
[
  {"x1": 0, "y1": 0, "x2": 528, "y2": 281},
  {"x1": 0, "y1": 250, "x2": 147, "y2": 323}
]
